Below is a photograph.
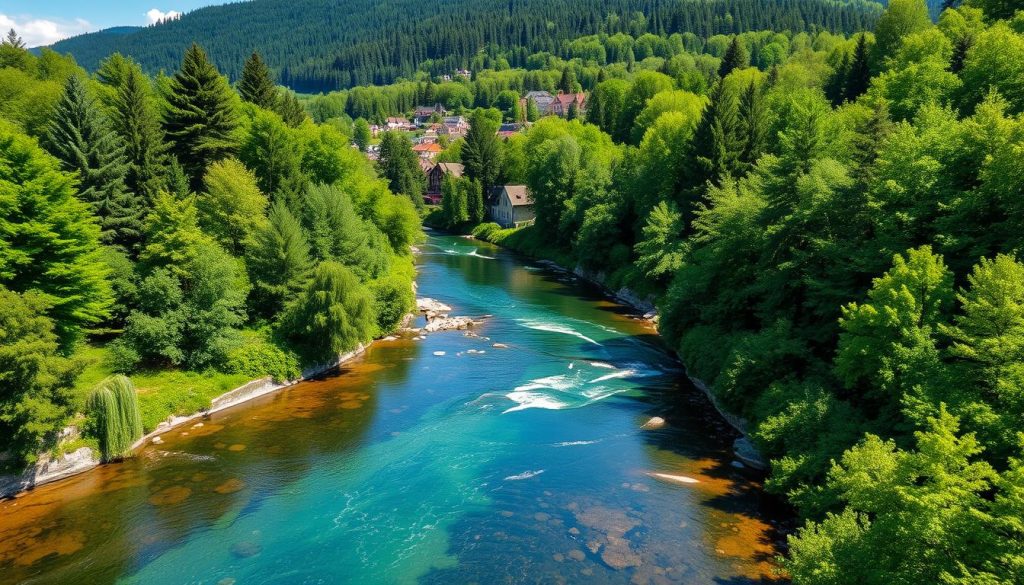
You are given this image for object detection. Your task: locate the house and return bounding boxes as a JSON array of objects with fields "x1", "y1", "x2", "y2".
[
  {"x1": 412, "y1": 142, "x2": 443, "y2": 161},
  {"x1": 550, "y1": 92, "x2": 586, "y2": 118},
  {"x1": 523, "y1": 91, "x2": 556, "y2": 115},
  {"x1": 425, "y1": 162, "x2": 465, "y2": 205},
  {"x1": 386, "y1": 116, "x2": 415, "y2": 131},
  {"x1": 487, "y1": 185, "x2": 535, "y2": 228},
  {"x1": 497, "y1": 123, "x2": 523, "y2": 139},
  {"x1": 414, "y1": 104, "x2": 448, "y2": 125}
]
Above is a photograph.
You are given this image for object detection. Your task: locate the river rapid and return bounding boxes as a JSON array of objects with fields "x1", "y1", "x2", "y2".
[{"x1": 0, "y1": 234, "x2": 785, "y2": 584}]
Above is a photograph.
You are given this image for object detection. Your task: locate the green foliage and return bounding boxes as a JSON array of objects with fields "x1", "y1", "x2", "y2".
[
  {"x1": 104, "y1": 63, "x2": 167, "y2": 204},
  {"x1": 461, "y1": 108, "x2": 502, "y2": 191},
  {"x1": 239, "y1": 107, "x2": 307, "y2": 208},
  {"x1": 352, "y1": 118, "x2": 371, "y2": 151},
  {"x1": 281, "y1": 261, "x2": 374, "y2": 361},
  {"x1": 199, "y1": 158, "x2": 269, "y2": 254},
  {"x1": 86, "y1": 375, "x2": 142, "y2": 461},
  {"x1": 225, "y1": 335, "x2": 301, "y2": 382},
  {"x1": 163, "y1": 44, "x2": 240, "y2": 190},
  {"x1": 370, "y1": 272, "x2": 415, "y2": 335},
  {"x1": 0, "y1": 288, "x2": 81, "y2": 470},
  {"x1": 247, "y1": 200, "x2": 312, "y2": 318},
  {"x1": 46, "y1": 75, "x2": 142, "y2": 250},
  {"x1": 302, "y1": 183, "x2": 390, "y2": 279},
  {"x1": 376, "y1": 131, "x2": 424, "y2": 203},
  {"x1": 0, "y1": 121, "x2": 112, "y2": 347},
  {"x1": 238, "y1": 51, "x2": 279, "y2": 110}
]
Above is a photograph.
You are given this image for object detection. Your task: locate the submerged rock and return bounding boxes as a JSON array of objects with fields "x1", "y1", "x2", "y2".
[{"x1": 230, "y1": 541, "x2": 262, "y2": 558}]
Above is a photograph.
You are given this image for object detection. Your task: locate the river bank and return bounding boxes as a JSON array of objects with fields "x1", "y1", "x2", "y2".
[
  {"x1": 465, "y1": 226, "x2": 768, "y2": 470},
  {"x1": 0, "y1": 343, "x2": 374, "y2": 499}
]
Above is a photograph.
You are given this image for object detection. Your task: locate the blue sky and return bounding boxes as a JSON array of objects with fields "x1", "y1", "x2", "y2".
[{"x1": 0, "y1": 0, "x2": 229, "y2": 46}]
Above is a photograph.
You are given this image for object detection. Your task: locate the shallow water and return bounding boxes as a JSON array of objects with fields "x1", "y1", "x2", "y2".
[{"x1": 0, "y1": 235, "x2": 786, "y2": 584}]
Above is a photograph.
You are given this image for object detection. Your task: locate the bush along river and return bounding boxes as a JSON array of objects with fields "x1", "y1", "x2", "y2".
[{"x1": 0, "y1": 234, "x2": 787, "y2": 584}]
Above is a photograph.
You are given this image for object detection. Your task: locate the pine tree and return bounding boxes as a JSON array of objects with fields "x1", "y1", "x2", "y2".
[
  {"x1": 377, "y1": 131, "x2": 424, "y2": 204},
  {"x1": 738, "y1": 80, "x2": 767, "y2": 171},
  {"x1": 109, "y1": 66, "x2": 167, "y2": 204},
  {"x1": 238, "y1": 51, "x2": 278, "y2": 109},
  {"x1": 0, "y1": 29, "x2": 30, "y2": 71},
  {"x1": 718, "y1": 37, "x2": 748, "y2": 78},
  {"x1": 46, "y1": 75, "x2": 143, "y2": 250},
  {"x1": 844, "y1": 34, "x2": 871, "y2": 102},
  {"x1": 826, "y1": 52, "x2": 851, "y2": 105},
  {"x1": 163, "y1": 44, "x2": 240, "y2": 191},
  {"x1": 567, "y1": 100, "x2": 579, "y2": 121}
]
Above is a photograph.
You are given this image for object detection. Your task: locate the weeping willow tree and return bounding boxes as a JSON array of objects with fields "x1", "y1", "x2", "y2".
[{"x1": 87, "y1": 375, "x2": 143, "y2": 460}]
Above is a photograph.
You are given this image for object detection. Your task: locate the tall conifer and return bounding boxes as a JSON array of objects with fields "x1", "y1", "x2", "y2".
[
  {"x1": 46, "y1": 75, "x2": 143, "y2": 250},
  {"x1": 163, "y1": 44, "x2": 240, "y2": 190},
  {"x1": 238, "y1": 51, "x2": 278, "y2": 109}
]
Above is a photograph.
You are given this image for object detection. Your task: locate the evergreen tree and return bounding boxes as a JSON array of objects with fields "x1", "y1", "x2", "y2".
[
  {"x1": 689, "y1": 81, "x2": 743, "y2": 190},
  {"x1": 461, "y1": 109, "x2": 502, "y2": 192},
  {"x1": 567, "y1": 100, "x2": 580, "y2": 120},
  {"x1": 108, "y1": 66, "x2": 167, "y2": 204},
  {"x1": 0, "y1": 29, "x2": 31, "y2": 71},
  {"x1": 46, "y1": 75, "x2": 143, "y2": 250},
  {"x1": 525, "y1": 97, "x2": 540, "y2": 122},
  {"x1": 466, "y1": 178, "x2": 485, "y2": 224},
  {"x1": 718, "y1": 37, "x2": 748, "y2": 78},
  {"x1": 239, "y1": 109, "x2": 307, "y2": 209},
  {"x1": 377, "y1": 131, "x2": 424, "y2": 203},
  {"x1": 238, "y1": 51, "x2": 278, "y2": 109},
  {"x1": 738, "y1": 80, "x2": 768, "y2": 171},
  {"x1": 353, "y1": 118, "x2": 371, "y2": 151},
  {"x1": 0, "y1": 122, "x2": 112, "y2": 346},
  {"x1": 441, "y1": 174, "x2": 469, "y2": 227},
  {"x1": 826, "y1": 52, "x2": 851, "y2": 105},
  {"x1": 559, "y1": 67, "x2": 577, "y2": 93},
  {"x1": 845, "y1": 34, "x2": 872, "y2": 102},
  {"x1": 275, "y1": 89, "x2": 308, "y2": 127},
  {"x1": 163, "y1": 43, "x2": 240, "y2": 190},
  {"x1": 247, "y1": 200, "x2": 312, "y2": 318}
]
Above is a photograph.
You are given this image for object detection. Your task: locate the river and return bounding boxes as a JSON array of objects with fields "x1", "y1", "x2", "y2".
[{"x1": 0, "y1": 234, "x2": 785, "y2": 584}]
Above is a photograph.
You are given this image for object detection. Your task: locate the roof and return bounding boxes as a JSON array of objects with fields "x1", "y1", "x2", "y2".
[
  {"x1": 525, "y1": 90, "x2": 554, "y2": 100},
  {"x1": 436, "y1": 163, "x2": 464, "y2": 177},
  {"x1": 553, "y1": 92, "x2": 586, "y2": 108},
  {"x1": 502, "y1": 185, "x2": 532, "y2": 207},
  {"x1": 412, "y1": 143, "x2": 443, "y2": 153},
  {"x1": 418, "y1": 159, "x2": 433, "y2": 173}
]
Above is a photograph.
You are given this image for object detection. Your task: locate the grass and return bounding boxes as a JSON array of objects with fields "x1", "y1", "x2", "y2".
[{"x1": 72, "y1": 344, "x2": 253, "y2": 432}]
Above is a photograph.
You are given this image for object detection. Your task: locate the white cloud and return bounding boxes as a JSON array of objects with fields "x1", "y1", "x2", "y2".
[
  {"x1": 146, "y1": 9, "x2": 182, "y2": 25},
  {"x1": 0, "y1": 14, "x2": 93, "y2": 47}
]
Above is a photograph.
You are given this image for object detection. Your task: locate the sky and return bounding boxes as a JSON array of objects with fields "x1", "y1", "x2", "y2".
[{"x1": 0, "y1": 0, "x2": 230, "y2": 47}]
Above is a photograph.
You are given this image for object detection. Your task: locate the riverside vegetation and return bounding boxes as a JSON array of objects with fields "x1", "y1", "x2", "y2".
[
  {"x1": 3, "y1": 0, "x2": 1024, "y2": 580},
  {"x1": 415, "y1": 0, "x2": 1024, "y2": 582},
  {"x1": 0, "y1": 39, "x2": 419, "y2": 467}
]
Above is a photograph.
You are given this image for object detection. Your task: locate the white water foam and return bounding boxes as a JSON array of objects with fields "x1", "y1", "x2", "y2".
[
  {"x1": 505, "y1": 469, "x2": 545, "y2": 480},
  {"x1": 517, "y1": 319, "x2": 601, "y2": 346},
  {"x1": 468, "y1": 250, "x2": 496, "y2": 260},
  {"x1": 589, "y1": 361, "x2": 615, "y2": 369},
  {"x1": 553, "y1": 439, "x2": 601, "y2": 447}
]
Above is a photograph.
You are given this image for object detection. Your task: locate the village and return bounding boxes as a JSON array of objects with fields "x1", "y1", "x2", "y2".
[{"x1": 363, "y1": 89, "x2": 587, "y2": 229}]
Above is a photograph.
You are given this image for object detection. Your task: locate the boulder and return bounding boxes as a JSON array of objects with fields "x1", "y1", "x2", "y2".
[
  {"x1": 733, "y1": 437, "x2": 768, "y2": 471},
  {"x1": 416, "y1": 297, "x2": 452, "y2": 314},
  {"x1": 423, "y1": 316, "x2": 475, "y2": 332},
  {"x1": 640, "y1": 416, "x2": 666, "y2": 430}
]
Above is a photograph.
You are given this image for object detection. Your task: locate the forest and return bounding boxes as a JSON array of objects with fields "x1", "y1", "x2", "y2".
[
  {"x1": 0, "y1": 36, "x2": 419, "y2": 471},
  {"x1": 50, "y1": 0, "x2": 882, "y2": 92},
  {"x1": 412, "y1": 0, "x2": 1024, "y2": 581},
  {"x1": 3, "y1": 0, "x2": 1024, "y2": 580}
]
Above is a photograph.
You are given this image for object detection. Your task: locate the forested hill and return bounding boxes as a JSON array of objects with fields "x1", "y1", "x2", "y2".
[{"x1": 50, "y1": 0, "x2": 882, "y2": 92}]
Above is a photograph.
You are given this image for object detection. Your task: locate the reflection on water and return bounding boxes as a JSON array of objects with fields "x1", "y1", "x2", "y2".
[{"x1": 0, "y1": 235, "x2": 787, "y2": 584}]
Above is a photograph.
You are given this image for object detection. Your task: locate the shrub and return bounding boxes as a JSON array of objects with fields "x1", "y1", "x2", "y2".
[{"x1": 226, "y1": 340, "x2": 301, "y2": 382}]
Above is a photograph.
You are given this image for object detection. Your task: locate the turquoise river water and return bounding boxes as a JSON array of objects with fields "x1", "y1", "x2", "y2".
[{"x1": 0, "y1": 234, "x2": 785, "y2": 584}]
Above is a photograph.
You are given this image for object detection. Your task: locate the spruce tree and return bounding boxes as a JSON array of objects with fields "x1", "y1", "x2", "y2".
[
  {"x1": 377, "y1": 131, "x2": 424, "y2": 204},
  {"x1": 718, "y1": 37, "x2": 748, "y2": 78},
  {"x1": 738, "y1": 80, "x2": 767, "y2": 171},
  {"x1": 163, "y1": 44, "x2": 240, "y2": 191},
  {"x1": 689, "y1": 81, "x2": 743, "y2": 191},
  {"x1": 826, "y1": 53, "x2": 851, "y2": 105},
  {"x1": 46, "y1": 75, "x2": 143, "y2": 250},
  {"x1": 844, "y1": 34, "x2": 871, "y2": 102},
  {"x1": 109, "y1": 66, "x2": 167, "y2": 204},
  {"x1": 238, "y1": 51, "x2": 278, "y2": 109},
  {"x1": 559, "y1": 67, "x2": 577, "y2": 93},
  {"x1": 526, "y1": 98, "x2": 540, "y2": 122},
  {"x1": 461, "y1": 109, "x2": 501, "y2": 192}
]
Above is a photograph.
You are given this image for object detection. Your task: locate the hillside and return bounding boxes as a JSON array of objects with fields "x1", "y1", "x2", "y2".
[{"x1": 49, "y1": 0, "x2": 882, "y2": 92}]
